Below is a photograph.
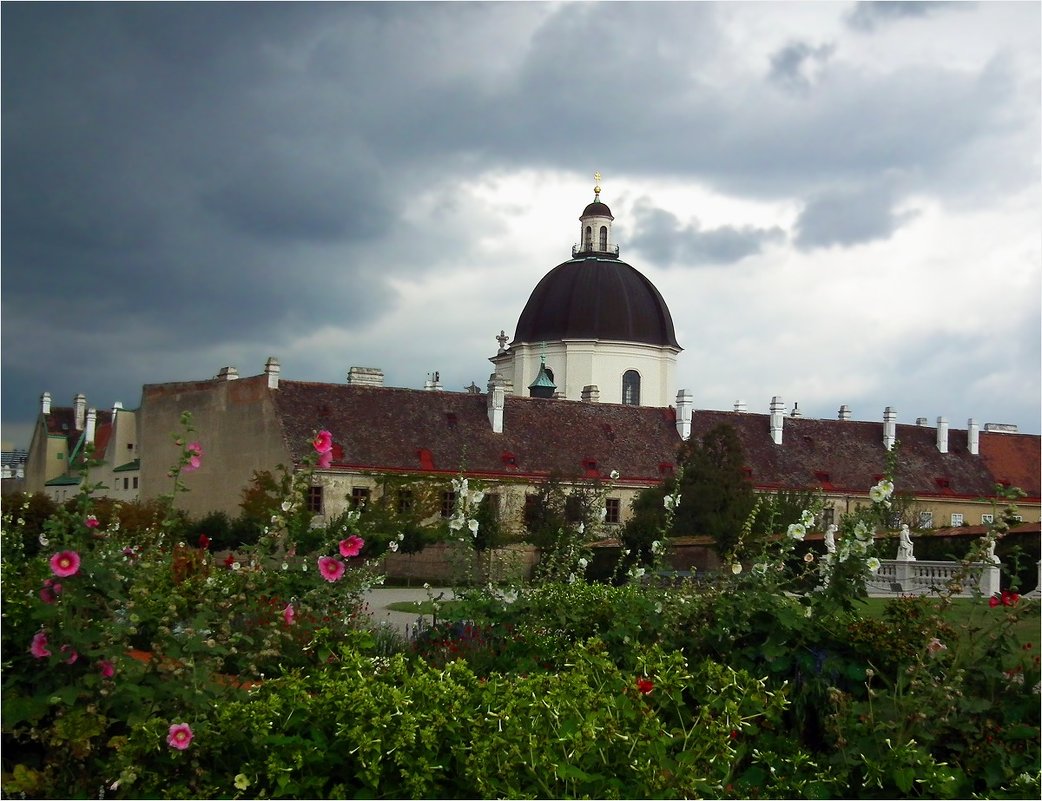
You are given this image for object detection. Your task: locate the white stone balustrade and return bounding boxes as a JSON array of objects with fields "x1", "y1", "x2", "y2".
[{"x1": 867, "y1": 559, "x2": 1001, "y2": 598}]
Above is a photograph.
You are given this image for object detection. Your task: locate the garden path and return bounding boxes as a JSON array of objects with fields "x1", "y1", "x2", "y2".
[{"x1": 361, "y1": 586, "x2": 455, "y2": 638}]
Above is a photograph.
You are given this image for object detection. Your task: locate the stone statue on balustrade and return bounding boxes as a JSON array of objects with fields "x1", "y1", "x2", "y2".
[
  {"x1": 824, "y1": 524, "x2": 837, "y2": 556},
  {"x1": 896, "y1": 524, "x2": 915, "y2": 561}
]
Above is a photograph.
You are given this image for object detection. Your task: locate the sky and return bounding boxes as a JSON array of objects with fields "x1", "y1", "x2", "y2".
[{"x1": 3, "y1": 1, "x2": 1040, "y2": 450}]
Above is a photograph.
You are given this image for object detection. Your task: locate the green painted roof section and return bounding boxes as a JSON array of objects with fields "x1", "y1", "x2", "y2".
[
  {"x1": 113, "y1": 459, "x2": 140, "y2": 472},
  {"x1": 45, "y1": 475, "x2": 81, "y2": 487},
  {"x1": 528, "y1": 364, "x2": 557, "y2": 389}
]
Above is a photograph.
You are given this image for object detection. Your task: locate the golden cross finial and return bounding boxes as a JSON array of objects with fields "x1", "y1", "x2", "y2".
[
  {"x1": 594, "y1": 171, "x2": 601, "y2": 183},
  {"x1": 593, "y1": 171, "x2": 602, "y2": 200}
]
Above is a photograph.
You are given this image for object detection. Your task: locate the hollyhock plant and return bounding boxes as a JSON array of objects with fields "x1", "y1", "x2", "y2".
[
  {"x1": 197, "y1": 534, "x2": 211, "y2": 549},
  {"x1": 85, "y1": 514, "x2": 100, "y2": 528},
  {"x1": 317, "y1": 449, "x2": 333, "y2": 469},
  {"x1": 636, "y1": 677, "x2": 654, "y2": 694},
  {"x1": 339, "y1": 535, "x2": 365, "y2": 558},
  {"x1": 318, "y1": 555, "x2": 346, "y2": 582},
  {"x1": 39, "y1": 579, "x2": 62, "y2": 604},
  {"x1": 313, "y1": 430, "x2": 333, "y2": 455},
  {"x1": 283, "y1": 603, "x2": 295, "y2": 626},
  {"x1": 50, "y1": 550, "x2": 81, "y2": 578},
  {"x1": 98, "y1": 659, "x2": 116, "y2": 678},
  {"x1": 167, "y1": 722, "x2": 194, "y2": 750},
  {"x1": 183, "y1": 442, "x2": 203, "y2": 472},
  {"x1": 60, "y1": 644, "x2": 78, "y2": 664},
  {"x1": 30, "y1": 630, "x2": 51, "y2": 659}
]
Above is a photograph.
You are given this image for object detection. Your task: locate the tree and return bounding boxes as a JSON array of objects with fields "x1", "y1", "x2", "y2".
[{"x1": 672, "y1": 423, "x2": 756, "y2": 559}]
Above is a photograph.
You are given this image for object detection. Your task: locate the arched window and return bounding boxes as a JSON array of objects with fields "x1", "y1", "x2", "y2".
[
  {"x1": 622, "y1": 370, "x2": 640, "y2": 405},
  {"x1": 599, "y1": 226, "x2": 608, "y2": 250},
  {"x1": 584, "y1": 226, "x2": 593, "y2": 249}
]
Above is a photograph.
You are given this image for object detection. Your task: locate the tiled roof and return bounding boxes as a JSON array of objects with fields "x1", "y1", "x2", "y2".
[
  {"x1": 978, "y1": 432, "x2": 1041, "y2": 497},
  {"x1": 273, "y1": 382, "x2": 680, "y2": 482},
  {"x1": 44, "y1": 407, "x2": 115, "y2": 454},
  {"x1": 268, "y1": 382, "x2": 1038, "y2": 501}
]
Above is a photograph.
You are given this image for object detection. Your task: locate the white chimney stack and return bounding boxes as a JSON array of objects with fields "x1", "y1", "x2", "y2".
[
  {"x1": 915, "y1": 417, "x2": 928, "y2": 426},
  {"x1": 936, "y1": 416, "x2": 949, "y2": 453},
  {"x1": 790, "y1": 403, "x2": 802, "y2": 418},
  {"x1": 967, "y1": 418, "x2": 979, "y2": 455},
  {"x1": 216, "y1": 366, "x2": 239, "y2": 380},
  {"x1": 734, "y1": 399, "x2": 747, "y2": 413},
  {"x1": 112, "y1": 401, "x2": 124, "y2": 418},
  {"x1": 770, "y1": 396, "x2": 785, "y2": 445},
  {"x1": 581, "y1": 385, "x2": 600, "y2": 403},
  {"x1": 85, "y1": 408, "x2": 97, "y2": 446},
  {"x1": 487, "y1": 373, "x2": 506, "y2": 433},
  {"x1": 838, "y1": 405, "x2": 851, "y2": 420},
  {"x1": 41, "y1": 392, "x2": 52, "y2": 415},
  {"x1": 74, "y1": 394, "x2": 86, "y2": 430},
  {"x1": 265, "y1": 357, "x2": 281, "y2": 390},
  {"x1": 675, "y1": 390, "x2": 693, "y2": 441},
  {"x1": 883, "y1": 407, "x2": 897, "y2": 450}
]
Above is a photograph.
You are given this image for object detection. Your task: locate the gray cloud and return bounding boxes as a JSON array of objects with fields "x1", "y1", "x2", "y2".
[
  {"x1": 629, "y1": 200, "x2": 786, "y2": 267},
  {"x1": 794, "y1": 182, "x2": 920, "y2": 249},
  {"x1": 768, "y1": 41, "x2": 836, "y2": 93},
  {"x1": 847, "y1": 2, "x2": 970, "y2": 32}
]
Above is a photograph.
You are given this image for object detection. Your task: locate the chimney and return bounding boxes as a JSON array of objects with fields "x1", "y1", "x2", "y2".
[
  {"x1": 216, "y1": 366, "x2": 239, "y2": 381},
  {"x1": 74, "y1": 394, "x2": 87, "y2": 430},
  {"x1": 41, "y1": 392, "x2": 52, "y2": 415},
  {"x1": 936, "y1": 416, "x2": 949, "y2": 453},
  {"x1": 581, "y1": 385, "x2": 600, "y2": 403},
  {"x1": 915, "y1": 417, "x2": 928, "y2": 426},
  {"x1": 734, "y1": 399, "x2": 747, "y2": 413},
  {"x1": 112, "y1": 401, "x2": 124, "y2": 418},
  {"x1": 346, "y1": 366, "x2": 384, "y2": 387},
  {"x1": 675, "y1": 390, "x2": 693, "y2": 440},
  {"x1": 770, "y1": 396, "x2": 785, "y2": 445},
  {"x1": 265, "y1": 357, "x2": 281, "y2": 390},
  {"x1": 423, "y1": 371, "x2": 444, "y2": 391},
  {"x1": 790, "y1": 402, "x2": 802, "y2": 418},
  {"x1": 85, "y1": 408, "x2": 97, "y2": 446},
  {"x1": 487, "y1": 373, "x2": 506, "y2": 434},
  {"x1": 883, "y1": 407, "x2": 897, "y2": 450},
  {"x1": 967, "y1": 418, "x2": 979, "y2": 455},
  {"x1": 838, "y1": 404, "x2": 851, "y2": 420}
]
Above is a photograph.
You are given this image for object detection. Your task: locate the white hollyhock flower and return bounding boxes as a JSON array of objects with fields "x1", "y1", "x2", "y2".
[
  {"x1": 787, "y1": 523, "x2": 806, "y2": 540},
  {"x1": 866, "y1": 557, "x2": 881, "y2": 572},
  {"x1": 388, "y1": 541, "x2": 399, "y2": 552},
  {"x1": 468, "y1": 519, "x2": 480, "y2": 535},
  {"x1": 610, "y1": 470, "x2": 620, "y2": 480},
  {"x1": 801, "y1": 510, "x2": 815, "y2": 527}
]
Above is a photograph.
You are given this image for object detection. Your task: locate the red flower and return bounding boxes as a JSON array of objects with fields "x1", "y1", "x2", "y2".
[
  {"x1": 1002, "y1": 590, "x2": 1020, "y2": 606},
  {"x1": 198, "y1": 534, "x2": 211, "y2": 549},
  {"x1": 989, "y1": 595, "x2": 1001, "y2": 607},
  {"x1": 636, "y1": 677, "x2": 654, "y2": 695},
  {"x1": 224, "y1": 553, "x2": 236, "y2": 568}
]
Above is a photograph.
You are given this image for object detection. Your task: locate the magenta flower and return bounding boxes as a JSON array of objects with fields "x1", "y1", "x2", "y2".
[
  {"x1": 317, "y1": 450, "x2": 333, "y2": 469},
  {"x1": 60, "y1": 644, "x2": 78, "y2": 664},
  {"x1": 167, "y1": 722, "x2": 194, "y2": 750},
  {"x1": 39, "y1": 579, "x2": 62, "y2": 604},
  {"x1": 183, "y1": 442, "x2": 203, "y2": 472},
  {"x1": 283, "y1": 603, "x2": 296, "y2": 626},
  {"x1": 312, "y1": 430, "x2": 333, "y2": 454},
  {"x1": 30, "y1": 630, "x2": 50, "y2": 659},
  {"x1": 98, "y1": 659, "x2": 116, "y2": 678},
  {"x1": 318, "y1": 555, "x2": 346, "y2": 582},
  {"x1": 339, "y1": 535, "x2": 365, "y2": 558},
  {"x1": 50, "y1": 550, "x2": 81, "y2": 578},
  {"x1": 85, "y1": 514, "x2": 100, "y2": 529}
]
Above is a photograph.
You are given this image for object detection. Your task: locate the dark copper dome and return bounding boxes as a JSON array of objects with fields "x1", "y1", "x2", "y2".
[
  {"x1": 581, "y1": 201, "x2": 614, "y2": 219},
  {"x1": 513, "y1": 256, "x2": 681, "y2": 349}
]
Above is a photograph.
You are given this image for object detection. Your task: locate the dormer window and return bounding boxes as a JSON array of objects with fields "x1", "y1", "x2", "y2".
[{"x1": 622, "y1": 370, "x2": 640, "y2": 405}]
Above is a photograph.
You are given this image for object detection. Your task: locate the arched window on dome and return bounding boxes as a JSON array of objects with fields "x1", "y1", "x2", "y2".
[
  {"x1": 599, "y1": 226, "x2": 608, "y2": 250},
  {"x1": 622, "y1": 370, "x2": 641, "y2": 406},
  {"x1": 584, "y1": 226, "x2": 593, "y2": 250}
]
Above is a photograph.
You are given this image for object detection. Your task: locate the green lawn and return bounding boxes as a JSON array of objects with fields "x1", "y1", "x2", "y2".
[{"x1": 859, "y1": 595, "x2": 1040, "y2": 650}]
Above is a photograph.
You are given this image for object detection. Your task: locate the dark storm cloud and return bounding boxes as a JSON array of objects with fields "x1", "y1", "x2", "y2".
[
  {"x1": 794, "y1": 182, "x2": 918, "y2": 249},
  {"x1": 629, "y1": 200, "x2": 786, "y2": 267},
  {"x1": 846, "y1": 2, "x2": 970, "y2": 33}
]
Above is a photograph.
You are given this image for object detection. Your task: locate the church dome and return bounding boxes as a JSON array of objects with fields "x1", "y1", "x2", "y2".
[
  {"x1": 512, "y1": 255, "x2": 681, "y2": 349},
  {"x1": 581, "y1": 201, "x2": 614, "y2": 219}
]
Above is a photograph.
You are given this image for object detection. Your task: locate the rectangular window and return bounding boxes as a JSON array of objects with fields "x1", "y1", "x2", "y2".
[
  {"x1": 605, "y1": 497, "x2": 621, "y2": 525},
  {"x1": 397, "y1": 488, "x2": 414, "y2": 515},
  {"x1": 1012, "y1": 514, "x2": 1023, "y2": 523},
  {"x1": 981, "y1": 513, "x2": 994, "y2": 525},
  {"x1": 565, "y1": 494, "x2": 584, "y2": 522},
  {"x1": 484, "y1": 492, "x2": 500, "y2": 519},
  {"x1": 441, "y1": 491, "x2": 456, "y2": 518},
  {"x1": 918, "y1": 511, "x2": 933, "y2": 529},
  {"x1": 123, "y1": 477, "x2": 129, "y2": 490},
  {"x1": 351, "y1": 487, "x2": 370, "y2": 510},
  {"x1": 821, "y1": 507, "x2": 835, "y2": 528},
  {"x1": 307, "y1": 485, "x2": 324, "y2": 515},
  {"x1": 133, "y1": 477, "x2": 138, "y2": 490},
  {"x1": 950, "y1": 513, "x2": 964, "y2": 527}
]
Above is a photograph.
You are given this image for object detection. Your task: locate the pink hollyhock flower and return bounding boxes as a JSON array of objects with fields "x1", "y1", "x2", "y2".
[
  {"x1": 283, "y1": 603, "x2": 295, "y2": 626},
  {"x1": 50, "y1": 550, "x2": 81, "y2": 578},
  {"x1": 61, "y1": 644, "x2": 78, "y2": 664},
  {"x1": 339, "y1": 535, "x2": 365, "y2": 558},
  {"x1": 85, "y1": 514, "x2": 100, "y2": 529},
  {"x1": 166, "y1": 722, "x2": 194, "y2": 750},
  {"x1": 318, "y1": 555, "x2": 346, "y2": 582},
  {"x1": 636, "y1": 677, "x2": 654, "y2": 695},
  {"x1": 183, "y1": 442, "x2": 203, "y2": 472},
  {"x1": 317, "y1": 450, "x2": 333, "y2": 469},
  {"x1": 98, "y1": 659, "x2": 116, "y2": 678},
  {"x1": 312, "y1": 430, "x2": 333, "y2": 454},
  {"x1": 30, "y1": 630, "x2": 51, "y2": 659},
  {"x1": 39, "y1": 579, "x2": 62, "y2": 604}
]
